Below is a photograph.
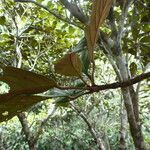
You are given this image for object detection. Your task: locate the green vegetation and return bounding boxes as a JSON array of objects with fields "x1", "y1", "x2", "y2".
[{"x1": 0, "y1": 0, "x2": 150, "y2": 150}]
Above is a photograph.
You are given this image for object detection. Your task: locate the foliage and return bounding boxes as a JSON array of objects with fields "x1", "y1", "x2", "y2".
[{"x1": 0, "y1": 0, "x2": 150, "y2": 150}]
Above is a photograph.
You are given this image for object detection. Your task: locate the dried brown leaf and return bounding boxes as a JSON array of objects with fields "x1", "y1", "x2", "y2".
[
  {"x1": 85, "y1": 0, "x2": 113, "y2": 60},
  {"x1": 0, "y1": 94, "x2": 49, "y2": 122},
  {"x1": 55, "y1": 53, "x2": 82, "y2": 77},
  {"x1": 0, "y1": 66, "x2": 57, "y2": 94}
]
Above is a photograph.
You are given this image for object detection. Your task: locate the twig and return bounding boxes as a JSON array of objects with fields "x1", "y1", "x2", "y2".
[
  {"x1": 70, "y1": 103, "x2": 105, "y2": 149},
  {"x1": 14, "y1": 0, "x2": 83, "y2": 29},
  {"x1": 34, "y1": 106, "x2": 57, "y2": 142},
  {"x1": 136, "y1": 63, "x2": 150, "y2": 95},
  {"x1": 116, "y1": 0, "x2": 134, "y2": 54},
  {"x1": 59, "y1": 0, "x2": 88, "y2": 24}
]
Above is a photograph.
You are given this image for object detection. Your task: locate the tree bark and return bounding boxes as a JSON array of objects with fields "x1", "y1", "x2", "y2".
[
  {"x1": 116, "y1": 55, "x2": 146, "y2": 150},
  {"x1": 18, "y1": 113, "x2": 37, "y2": 150},
  {"x1": 71, "y1": 103, "x2": 106, "y2": 150},
  {"x1": 119, "y1": 98, "x2": 127, "y2": 150}
]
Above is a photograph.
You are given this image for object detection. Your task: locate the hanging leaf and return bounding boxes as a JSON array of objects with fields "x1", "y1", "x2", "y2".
[
  {"x1": 54, "y1": 53, "x2": 82, "y2": 77},
  {"x1": 0, "y1": 16, "x2": 6, "y2": 25},
  {"x1": 130, "y1": 62, "x2": 137, "y2": 76},
  {"x1": 140, "y1": 36, "x2": 150, "y2": 43},
  {"x1": 48, "y1": 88, "x2": 72, "y2": 98},
  {"x1": 0, "y1": 94, "x2": 49, "y2": 122},
  {"x1": 0, "y1": 66, "x2": 57, "y2": 122},
  {"x1": 0, "y1": 66, "x2": 57, "y2": 94},
  {"x1": 72, "y1": 37, "x2": 87, "y2": 53},
  {"x1": 85, "y1": 0, "x2": 113, "y2": 60},
  {"x1": 80, "y1": 49, "x2": 90, "y2": 75}
]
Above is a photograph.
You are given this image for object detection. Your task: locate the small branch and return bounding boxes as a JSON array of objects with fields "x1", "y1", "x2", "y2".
[
  {"x1": 59, "y1": 0, "x2": 88, "y2": 24},
  {"x1": 18, "y1": 113, "x2": 36, "y2": 150},
  {"x1": 54, "y1": 72, "x2": 150, "y2": 101},
  {"x1": 71, "y1": 103, "x2": 106, "y2": 150},
  {"x1": 98, "y1": 33, "x2": 122, "y2": 80},
  {"x1": 91, "y1": 61, "x2": 96, "y2": 85},
  {"x1": 34, "y1": 106, "x2": 57, "y2": 142},
  {"x1": 0, "y1": 72, "x2": 149, "y2": 102},
  {"x1": 116, "y1": 0, "x2": 134, "y2": 54},
  {"x1": 56, "y1": 85, "x2": 88, "y2": 90},
  {"x1": 68, "y1": 91, "x2": 91, "y2": 100},
  {"x1": 14, "y1": 0, "x2": 83, "y2": 29}
]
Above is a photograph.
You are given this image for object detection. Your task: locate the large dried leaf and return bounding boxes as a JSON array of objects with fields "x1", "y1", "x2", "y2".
[
  {"x1": 54, "y1": 53, "x2": 82, "y2": 77},
  {"x1": 0, "y1": 66, "x2": 57, "y2": 122},
  {"x1": 0, "y1": 94, "x2": 49, "y2": 122},
  {"x1": 85, "y1": 0, "x2": 113, "y2": 60},
  {"x1": 0, "y1": 66, "x2": 57, "y2": 94}
]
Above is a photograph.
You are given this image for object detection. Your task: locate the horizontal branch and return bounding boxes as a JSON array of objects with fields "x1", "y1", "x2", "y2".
[
  {"x1": 90, "y1": 72, "x2": 150, "y2": 92},
  {"x1": 57, "y1": 72, "x2": 150, "y2": 93}
]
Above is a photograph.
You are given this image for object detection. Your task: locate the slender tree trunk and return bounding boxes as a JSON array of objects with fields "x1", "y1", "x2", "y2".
[
  {"x1": 18, "y1": 113, "x2": 37, "y2": 150},
  {"x1": 119, "y1": 98, "x2": 127, "y2": 150},
  {"x1": 103, "y1": 131, "x2": 111, "y2": 150},
  {"x1": 71, "y1": 103, "x2": 106, "y2": 150},
  {"x1": 116, "y1": 55, "x2": 146, "y2": 150}
]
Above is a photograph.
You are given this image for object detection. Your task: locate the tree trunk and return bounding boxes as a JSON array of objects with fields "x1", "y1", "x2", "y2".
[
  {"x1": 116, "y1": 55, "x2": 146, "y2": 150},
  {"x1": 119, "y1": 98, "x2": 127, "y2": 150},
  {"x1": 18, "y1": 113, "x2": 37, "y2": 150},
  {"x1": 71, "y1": 104, "x2": 106, "y2": 150}
]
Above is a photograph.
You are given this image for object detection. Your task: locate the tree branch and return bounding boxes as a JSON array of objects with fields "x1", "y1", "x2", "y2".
[
  {"x1": 59, "y1": 0, "x2": 88, "y2": 24},
  {"x1": 57, "y1": 72, "x2": 150, "y2": 92},
  {"x1": 115, "y1": 0, "x2": 134, "y2": 55},
  {"x1": 70, "y1": 103, "x2": 105, "y2": 150},
  {"x1": 90, "y1": 72, "x2": 150, "y2": 92},
  {"x1": 14, "y1": 0, "x2": 83, "y2": 29},
  {"x1": 18, "y1": 113, "x2": 37, "y2": 150}
]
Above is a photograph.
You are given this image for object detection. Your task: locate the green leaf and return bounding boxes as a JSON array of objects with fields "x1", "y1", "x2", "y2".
[
  {"x1": 132, "y1": 27, "x2": 139, "y2": 40},
  {"x1": 140, "y1": 44, "x2": 150, "y2": 55},
  {"x1": 0, "y1": 16, "x2": 6, "y2": 25},
  {"x1": 48, "y1": 88, "x2": 72, "y2": 98},
  {"x1": 129, "y1": 62, "x2": 137, "y2": 76},
  {"x1": 69, "y1": 26, "x2": 75, "y2": 34},
  {"x1": 0, "y1": 94, "x2": 49, "y2": 122},
  {"x1": 74, "y1": 79, "x2": 85, "y2": 87},
  {"x1": 37, "y1": 0, "x2": 44, "y2": 3},
  {"x1": 54, "y1": 53, "x2": 82, "y2": 77},
  {"x1": 72, "y1": 37, "x2": 87, "y2": 53},
  {"x1": 80, "y1": 49, "x2": 90, "y2": 75},
  {"x1": 47, "y1": 87, "x2": 84, "y2": 101},
  {"x1": 55, "y1": 97, "x2": 70, "y2": 107},
  {"x1": 140, "y1": 36, "x2": 150, "y2": 43},
  {"x1": 0, "y1": 66, "x2": 57, "y2": 94},
  {"x1": 143, "y1": 24, "x2": 150, "y2": 33}
]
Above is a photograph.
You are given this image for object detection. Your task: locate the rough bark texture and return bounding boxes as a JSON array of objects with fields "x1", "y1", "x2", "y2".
[
  {"x1": 119, "y1": 99, "x2": 127, "y2": 150},
  {"x1": 18, "y1": 113, "x2": 37, "y2": 150},
  {"x1": 116, "y1": 55, "x2": 146, "y2": 150}
]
